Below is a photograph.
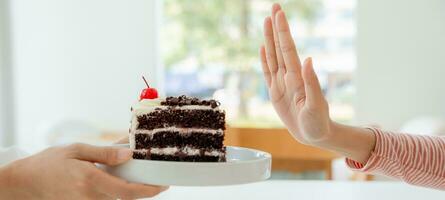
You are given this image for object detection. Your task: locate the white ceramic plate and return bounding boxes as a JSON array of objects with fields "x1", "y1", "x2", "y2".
[{"x1": 100, "y1": 145, "x2": 271, "y2": 186}]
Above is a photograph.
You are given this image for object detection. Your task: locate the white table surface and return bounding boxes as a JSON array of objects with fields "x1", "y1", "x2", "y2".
[{"x1": 151, "y1": 180, "x2": 444, "y2": 200}]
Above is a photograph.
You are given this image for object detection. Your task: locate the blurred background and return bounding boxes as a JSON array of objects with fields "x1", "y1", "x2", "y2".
[{"x1": 1, "y1": 0, "x2": 445, "y2": 181}]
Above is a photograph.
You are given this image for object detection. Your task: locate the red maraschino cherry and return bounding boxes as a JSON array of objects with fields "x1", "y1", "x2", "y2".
[{"x1": 140, "y1": 76, "x2": 158, "y2": 100}]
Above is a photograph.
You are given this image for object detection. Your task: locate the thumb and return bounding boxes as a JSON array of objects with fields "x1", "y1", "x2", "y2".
[
  {"x1": 67, "y1": 143, "x2": 133, "y2": 165},
  {"x1": 302, "y1": 57, "x2": 325, "y2": 108}
]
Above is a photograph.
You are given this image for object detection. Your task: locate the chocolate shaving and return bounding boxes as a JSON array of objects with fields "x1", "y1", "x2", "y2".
[{"x1": 160, "y1": 95, "x2": 221, "y2": 107}]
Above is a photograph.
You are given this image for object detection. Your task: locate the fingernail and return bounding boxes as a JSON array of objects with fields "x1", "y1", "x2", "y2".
[
  {"x1": 277, "y1": 10, "x2": 285, "y2": 18},
  {"x1": 117, "y1": 148, "x2": 133, "y2": 161},
  {"x1": 306, "y1": 57, "x2": 313, "y2": 67}
]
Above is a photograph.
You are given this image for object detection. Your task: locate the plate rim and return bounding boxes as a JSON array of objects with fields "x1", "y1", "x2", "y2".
[{"x1": 103, "y1": 145, "x2": 272, "y2": 186}]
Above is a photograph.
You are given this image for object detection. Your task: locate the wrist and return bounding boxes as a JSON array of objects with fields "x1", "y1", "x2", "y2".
[
  {"x1": 311, "y1": 121, "x2": 376, "y2": 164},
  {"x1": 307, "y1": 120, "x2": 339, "y2": 148}
]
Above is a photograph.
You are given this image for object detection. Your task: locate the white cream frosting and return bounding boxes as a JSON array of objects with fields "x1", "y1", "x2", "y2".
[
  {"x1": 130, "y1": 99, "x2": 161, "y2": 149},
  {"x1": 138, "y1": 99, "x2": 163, "y2": 106}
]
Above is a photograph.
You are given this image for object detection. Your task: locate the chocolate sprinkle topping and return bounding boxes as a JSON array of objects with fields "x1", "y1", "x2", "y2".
[{"x1": 161, "y1": 95, "x2": 221, "y2": 108}]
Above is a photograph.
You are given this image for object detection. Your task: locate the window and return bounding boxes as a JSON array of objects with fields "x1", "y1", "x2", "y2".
[{"x1": 161, "y1": 0, "x2": 356, "y2": 127}]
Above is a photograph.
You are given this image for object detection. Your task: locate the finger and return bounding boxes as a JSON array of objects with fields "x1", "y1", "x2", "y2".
[
  {"x1": 114, "y1": 136, "x2": 129, "y2": 144},
  {"x1": 275, "y1": 11, "x2": 303, "y2": 75},
  {"x1": 68, "y1": 143, "x2": 132, "y2": 165},
  {"x1": 302, "y1": 57, "x2": 324, "y2": 107},
  {"x1": 90, "y1": 168, "x2": 167, "y2": 199},
  {"x1": 271, "y1": 3, "x2": 285, "y2": 72},
  {"x1": 89, "y1": 191, "x2": 113, "y2": 200},
  {"x1": 260, "y1": 45, "x2": 271, "y2": 87},
  {"x1": 263, "y1": 16, "x2": 279, "y2": 74}
]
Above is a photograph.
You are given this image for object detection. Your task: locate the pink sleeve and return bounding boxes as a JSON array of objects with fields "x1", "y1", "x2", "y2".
[{"x1": 345, "y1": 127, "x2": 445, "y2": 190}]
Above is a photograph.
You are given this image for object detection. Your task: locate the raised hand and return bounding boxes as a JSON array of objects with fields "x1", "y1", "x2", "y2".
[{"x1": 260, "y1": 3, "x2": 332, "y2": 145}]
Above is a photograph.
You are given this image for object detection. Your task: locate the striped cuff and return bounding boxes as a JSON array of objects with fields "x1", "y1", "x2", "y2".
[
  {"x1": 345, "y1": 127, "x2": 383, "y2": 172},
  {"x1": 346, "y1": 157, "x2": 364, "y2": 169}
]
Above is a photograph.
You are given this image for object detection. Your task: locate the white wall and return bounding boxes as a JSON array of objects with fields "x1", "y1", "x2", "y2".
[
  {"x1": 0, "y1": 0, "x2": 6, "y2": 145},
  {"x1": 356, "y1": 0, "x2": 445, "y2": 130},
  {"x1": 9, "y1": 0, "x2": 163, "y2": 151},
  {"x1": 0, "y1": 0, "x2": 15, "y2": 147}
]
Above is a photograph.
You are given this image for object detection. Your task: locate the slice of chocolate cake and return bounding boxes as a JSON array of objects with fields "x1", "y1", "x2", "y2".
[{"x1": 130, "y1": 95, "x2": 226, "y2": 162}]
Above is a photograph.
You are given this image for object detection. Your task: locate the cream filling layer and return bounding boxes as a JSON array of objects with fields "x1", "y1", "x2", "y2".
[
  {"x1": 134, "y1": 146, "x2": 224, "y2": 157},
  {"x1": 135, "y1": 127, "x2": 223, "y2": 135}
]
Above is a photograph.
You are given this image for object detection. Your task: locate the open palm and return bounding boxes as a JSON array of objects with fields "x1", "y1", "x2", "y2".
[{"x1": 260, "y1": 4, "x2": 332, "y2": 144}]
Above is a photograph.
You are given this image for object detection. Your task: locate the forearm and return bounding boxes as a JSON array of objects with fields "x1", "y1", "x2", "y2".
[
  {"x1": 312, "y1": 123, "x2": 445, "y2": 190},
  {"x1": 312, "y1": 121, "x2": 376, "y2": 164},
  {"x1": 0, "y1": 164, "x2": 11, "y2": 184},
  {"x1": 0, "y1": 161, "x2": 31, "y2": 199},
  {"x1": 0, "y1": 164, "x2": 16, "y2": 198}
]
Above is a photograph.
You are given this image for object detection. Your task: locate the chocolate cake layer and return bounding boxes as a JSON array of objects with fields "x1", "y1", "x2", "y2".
[
  {"x1": 133, "y1": 151, "x2": 225, "y2": 162},
  {"x1": 135, "y1": 131, "x2": 224, "y2": 149},
  {"x1": 136, "y1": 109, "x2": 225, "y2": 130},
  {"x1": 161, "y1": 95, "x2": 221, "y2": 108}
]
